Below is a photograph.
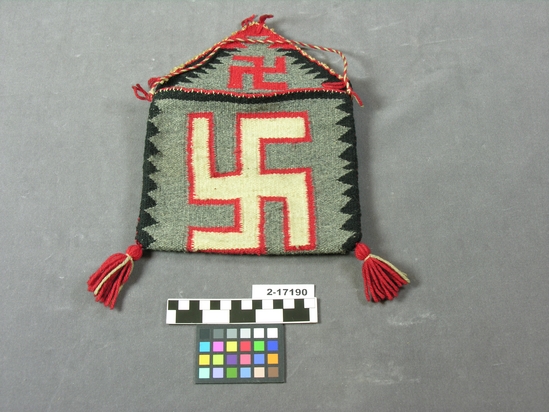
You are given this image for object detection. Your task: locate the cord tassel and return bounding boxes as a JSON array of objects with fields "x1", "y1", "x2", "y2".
[
  {"x1": 355, "y1": 243, "x2": 409, "y2": 302},
  {"x1": 132, "y1": 84, "x2": 152, "y2": 101},
  {"x1": 87, "y1": 242, "x2": 143, "y2": 309}
]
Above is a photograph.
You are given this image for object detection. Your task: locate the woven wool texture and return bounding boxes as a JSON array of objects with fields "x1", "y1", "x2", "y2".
[{"x1": 136, "y1": 19, "x2": 361, "y2": 255}]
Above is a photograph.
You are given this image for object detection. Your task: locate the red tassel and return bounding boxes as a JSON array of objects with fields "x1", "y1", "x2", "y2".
[
  {"x1": 258, "y1": 14, "x2": 274, "y2": 25},
  {"x1": 132, "y1": 84, "x2": 152, "y2": 101},
  {"x1": 87, "y1": 242, "x2": 143, "y2": 309},
  {"x1": 241, "y1": 14, "x2": 257, "y2": 27},
  {"x1": 355, "y1": 243, "x2": 409, "y2": 302}
]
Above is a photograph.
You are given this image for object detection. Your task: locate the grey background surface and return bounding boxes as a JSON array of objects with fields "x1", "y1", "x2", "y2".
[{"x1": 1, "y1": 1, "x2": 548, "y2": 411}]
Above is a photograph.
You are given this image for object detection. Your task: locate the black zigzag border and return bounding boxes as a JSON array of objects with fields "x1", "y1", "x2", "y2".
[
  {"x1": 161, "y1": 49, "x2": 239, "y2": 89},
  {"x1": 136, "y1": 102, "x2": 160, "y2": 248},
  {"x1": 281, "y1": 49, "x2": 341, "y2": 83},
  {"x1": 336, "y1": 98, "x2": 362, "y2": 252}
]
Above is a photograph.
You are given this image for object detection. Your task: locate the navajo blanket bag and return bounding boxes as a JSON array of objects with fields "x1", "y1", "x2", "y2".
[{"x1": 87, "y1": 14, "x2": 409, "y2": 309}]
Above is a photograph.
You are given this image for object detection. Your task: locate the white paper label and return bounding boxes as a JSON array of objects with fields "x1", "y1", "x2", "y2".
[{"x1": 252, "y1": 284, "x2": 315, "y2": 299}]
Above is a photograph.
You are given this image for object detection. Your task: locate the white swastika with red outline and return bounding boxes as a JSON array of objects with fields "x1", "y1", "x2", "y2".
[{"x1": 186, "y1": 111, "x2": 316, "y2": 253}]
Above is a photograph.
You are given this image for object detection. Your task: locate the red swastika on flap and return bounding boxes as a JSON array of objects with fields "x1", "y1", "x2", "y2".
[
  {"x1": 186, "y1": 111, "x2": 315, "y2": 254},
  {"x1": 228, "y1": 56, "x2": 288, "y2": 91}
]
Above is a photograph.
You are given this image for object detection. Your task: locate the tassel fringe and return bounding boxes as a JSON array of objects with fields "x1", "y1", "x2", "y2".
[
  {"x1": 87, "y1": 243, "x2": 143, "y2": 309},
  {"x1": 355, "y1": 243, "x2": 409, "y2": 302}
]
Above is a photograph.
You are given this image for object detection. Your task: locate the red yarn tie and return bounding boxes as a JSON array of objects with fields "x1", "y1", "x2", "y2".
[
  {"x1": 355, "y1": 243, "x2": 409, "y2": 302},
  {"x1": 131, "y1": 84, "x2": 152, "y2": 102},
  {"x1": 87, "y1": 242, "x2": 143, "y2": 309}
]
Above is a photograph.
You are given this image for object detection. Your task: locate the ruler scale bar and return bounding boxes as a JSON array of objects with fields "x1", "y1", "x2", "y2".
[{"x1": 167, "y1": 298, "x2": 318, "y2": 324}]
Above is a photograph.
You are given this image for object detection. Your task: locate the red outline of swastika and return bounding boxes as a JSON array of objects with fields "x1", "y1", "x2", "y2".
[
  {"x1": 186, "y1": 111, "x2": 316, "y2": 254},
  {"x1": 228, "y1": 56, "x2": 288, "y2": 91}
]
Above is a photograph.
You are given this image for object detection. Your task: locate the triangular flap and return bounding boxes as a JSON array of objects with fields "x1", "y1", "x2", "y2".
[{"x1": 154, "y1": 17, "x2": 346, "y2": 95}]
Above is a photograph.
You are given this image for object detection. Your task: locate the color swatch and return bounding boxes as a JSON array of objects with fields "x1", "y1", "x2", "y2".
[{"x1": 195, "y1": 324, "x2": 285, "y2": 383}]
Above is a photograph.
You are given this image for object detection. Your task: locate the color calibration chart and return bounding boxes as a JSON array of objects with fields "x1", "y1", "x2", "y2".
[
  {"x1": 195, "y1": 324, "x2": 285, "y2": 383},
  {"x1": 167, "y1": 284, "x2": 317, "y2": 384}
]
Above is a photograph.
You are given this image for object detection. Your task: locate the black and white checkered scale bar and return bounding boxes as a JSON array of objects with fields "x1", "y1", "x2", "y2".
[{"x1": 166, "y1": 298, "x2": 318, "y2": 324}]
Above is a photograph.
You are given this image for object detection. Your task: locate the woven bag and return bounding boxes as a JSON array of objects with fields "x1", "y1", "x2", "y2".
[{"x1": 87, "y1": 15, "x2": 409, "y2": 309}]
